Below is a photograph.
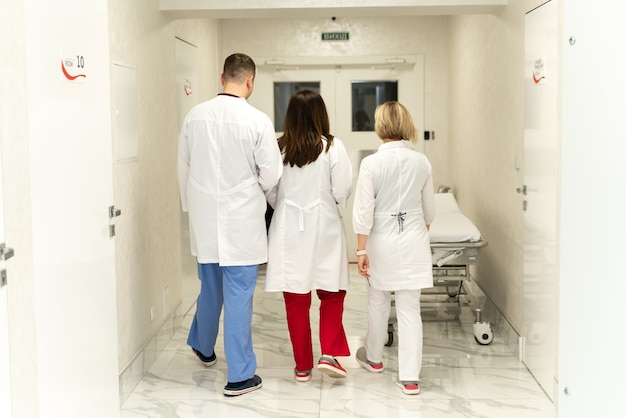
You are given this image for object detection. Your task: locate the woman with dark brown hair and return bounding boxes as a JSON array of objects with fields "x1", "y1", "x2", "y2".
[{"x1": 265, "y1": 90, "x2": 353, "y2": 382}]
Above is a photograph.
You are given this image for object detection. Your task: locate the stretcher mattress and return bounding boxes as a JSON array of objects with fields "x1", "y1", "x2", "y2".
[{"x1": 429, "y1": 193, "x2": 481, "y2": 243}]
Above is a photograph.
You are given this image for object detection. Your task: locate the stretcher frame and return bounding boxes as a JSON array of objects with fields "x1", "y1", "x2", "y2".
[
  {"x1": 424, "y1": 239, "x2": 488, "y2": 307},
  {"x1": 385, "y1": 239, "x2": 488, "y2": 346}
]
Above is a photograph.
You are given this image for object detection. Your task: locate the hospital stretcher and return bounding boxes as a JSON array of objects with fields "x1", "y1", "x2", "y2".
[
  {"x1": 386, "y1": 191, "x2": 493, "y2": 345},
  {"x1": 427, "y1": 191, "x2": 486, "y2": 307}
]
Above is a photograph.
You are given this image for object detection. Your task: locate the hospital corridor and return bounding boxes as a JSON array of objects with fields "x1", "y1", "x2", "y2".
[{"x1": 2, "y1": 1, "x2": 626, "y2": 418}]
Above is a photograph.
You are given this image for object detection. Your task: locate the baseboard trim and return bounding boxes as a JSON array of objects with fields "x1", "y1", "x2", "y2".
[{"x1": 118, "y1": 302, "x2": 184, "y2": 406}]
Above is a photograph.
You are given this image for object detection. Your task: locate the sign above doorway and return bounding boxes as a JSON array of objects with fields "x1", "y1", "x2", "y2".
[{"x1": 322, "y1": 32, "x2": 349, "y2": 41}]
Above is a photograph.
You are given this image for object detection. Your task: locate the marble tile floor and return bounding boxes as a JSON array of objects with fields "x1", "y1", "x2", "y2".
[{"x1": 120, "y1": 264, "x2": 556, "y2": 417}]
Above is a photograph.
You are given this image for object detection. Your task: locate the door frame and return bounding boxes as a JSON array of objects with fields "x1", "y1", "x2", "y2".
[
  {"x1": 522, "y1": 0, "x2": 559, "y2": 401},
  {"x1": 0, "y1": 147, "x2": 12, "y2": 418}
]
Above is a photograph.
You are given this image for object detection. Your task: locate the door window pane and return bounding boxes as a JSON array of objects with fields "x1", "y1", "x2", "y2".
[
  {"x1": 273, "y1": 82, "x2": 320, "y2": 131},
  {"x1": 351, "y1": 81, "x2": 398, "y2": 132}
]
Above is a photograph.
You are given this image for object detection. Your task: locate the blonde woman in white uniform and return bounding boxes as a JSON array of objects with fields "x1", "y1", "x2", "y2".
[
  {"x1": 265, "y1": 90, "x2": 352, "y2": 382},
  {"x1": 352, "y1": 101, "x2": 435, "y2": 395}
]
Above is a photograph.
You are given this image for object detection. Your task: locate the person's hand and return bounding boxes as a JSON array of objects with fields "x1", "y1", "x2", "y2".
[{"x1": 357, "y1": 255, "x2": 370, "y2": 279}]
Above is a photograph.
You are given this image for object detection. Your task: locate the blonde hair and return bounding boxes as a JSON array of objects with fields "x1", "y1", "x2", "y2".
[{"x1": 374, "y1": 101, "x2": 418, "y2": 143}]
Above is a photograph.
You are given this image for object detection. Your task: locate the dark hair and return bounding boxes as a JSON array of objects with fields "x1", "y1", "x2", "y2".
[
  {"x1": 279, "y1": 90, "x2": 334, "y2": 168},
  {"x1": 223, "y1": 53, "x2": 256, "y2": 83}
]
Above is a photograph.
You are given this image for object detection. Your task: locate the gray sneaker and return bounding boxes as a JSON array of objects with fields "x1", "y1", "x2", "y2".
[{"x1": 355, "y1": 347, "x2": 384, "y2": 373}]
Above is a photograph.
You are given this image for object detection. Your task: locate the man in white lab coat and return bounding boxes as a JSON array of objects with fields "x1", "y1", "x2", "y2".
[{"x1": 177, "y1": 53, "x2": 282, "y2": 396}]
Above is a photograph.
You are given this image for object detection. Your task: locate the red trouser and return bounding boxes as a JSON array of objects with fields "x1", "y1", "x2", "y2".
[{"x1": 283, "y1": 290, "x2": 351, "y2": 372}]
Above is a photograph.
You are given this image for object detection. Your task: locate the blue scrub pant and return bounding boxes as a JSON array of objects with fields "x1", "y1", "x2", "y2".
[{"x1": 187, "y1": 263, "x2": 258, "y2": 383}]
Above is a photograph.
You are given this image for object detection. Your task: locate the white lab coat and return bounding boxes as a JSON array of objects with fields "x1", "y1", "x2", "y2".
[
  {"x1": 265, "y1": 137, "x2": 352, "y2": 293},
  {"x1": 352, "y1": 140, "x2": 435, "y2": 291},
  {"x1": 178, "y1": 94, "x2": 283, "y2": 266}
]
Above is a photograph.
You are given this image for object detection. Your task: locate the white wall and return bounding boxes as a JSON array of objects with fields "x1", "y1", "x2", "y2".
[
  {"x1": 108, "y1": 0, "x2": 220, "y2": 375},
  {"x1": 109, "y1": 0, "x2": 181, "y2": 374},
  {"x1": 448, "y1": 4, "x2": 527, "y2": 333},
  {"x1": 220, "y1": 16, "x2": 449, "y2": 187}
]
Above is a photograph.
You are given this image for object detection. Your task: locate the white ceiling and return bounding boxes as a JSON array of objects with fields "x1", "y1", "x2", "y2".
[{"x1": 160, "y1": 0, "x2": 508, "y2": 19}]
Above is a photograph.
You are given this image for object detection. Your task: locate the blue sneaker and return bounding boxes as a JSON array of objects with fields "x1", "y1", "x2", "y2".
[
  {"x1": 223, "y1": 375, "x2": 263, "y2": 397},
  {"x1": 192, "y1": 348, "x2": 216, "y2": 367}
]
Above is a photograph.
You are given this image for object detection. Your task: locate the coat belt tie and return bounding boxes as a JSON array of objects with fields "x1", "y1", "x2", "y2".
[
  {"x1": 391, "y1": 211, "x2": 407, "y2": 234},
  {"x1": 285, "y1": 199, "x2": 320, "y2": 231}
]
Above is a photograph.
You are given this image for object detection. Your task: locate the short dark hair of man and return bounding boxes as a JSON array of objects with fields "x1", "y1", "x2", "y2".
[{"x1": 223, "y1": 53, "x2": 256, "y2": 84}]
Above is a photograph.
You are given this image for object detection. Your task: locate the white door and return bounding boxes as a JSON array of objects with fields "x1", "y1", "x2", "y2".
[
  {"x1": 522, "y1": 0, "x2": 558, "y2": 401},
  {"x1": 21, "y1": 1, "x2": 120, "y2": 415},
  {"x1": 559, "y1": 1, "x2": 626, "y2": 415},
  {"x1": 0, "y1": 150, "x2": 12, "y2": 418},
  {"x1": 254, "y1": 57, "x2": 424, "y2": 260}
]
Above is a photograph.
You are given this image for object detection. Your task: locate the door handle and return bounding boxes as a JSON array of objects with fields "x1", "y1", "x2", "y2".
[
  {"x1": 108, "y1": 206, "x2": 121, "y2": 238},
  {"x1": 516, "y1": 185, "x2": 527, "y2": 195},
  {"x1": 0, "y1": 243, "x2": 14, "y2": 261},
  {"x1": 109, "y1": 205, "x2": 122, "y2": 218}
]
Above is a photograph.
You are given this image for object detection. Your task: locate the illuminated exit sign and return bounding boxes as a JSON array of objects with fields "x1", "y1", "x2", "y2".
[{"x1": 322, "y1": 32, "x2": 349, "y2": 41}]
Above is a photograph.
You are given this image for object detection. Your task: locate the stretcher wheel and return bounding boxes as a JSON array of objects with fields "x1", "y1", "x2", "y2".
[
  {"x1": 385, "y1": 322, "x2": 394, "y2": 346},
  {"x1": 473, "y1": 322, "x2": 494, "y2": 345}
]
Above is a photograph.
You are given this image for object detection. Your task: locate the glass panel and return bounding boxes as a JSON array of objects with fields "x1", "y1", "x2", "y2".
[
  {"x1": 351, "y1": 80, "x2": 398, "y2": 132},
  {"x1": 273, "y1": 81, "x2": 320, "y2": 131}
]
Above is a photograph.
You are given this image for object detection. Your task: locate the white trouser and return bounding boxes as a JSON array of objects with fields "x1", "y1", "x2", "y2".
[{"x1": 364, "y1": 287, "x2": 423, "y2": 382}]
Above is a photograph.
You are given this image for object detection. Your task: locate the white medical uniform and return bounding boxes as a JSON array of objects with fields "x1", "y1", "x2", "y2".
[
  {"x1": 265, "y1": 137, "x2": 352, "y2": 293},
  {"x1": 179, "y1": 93, "x2": 282, "y2": 383},
  {"x1": 352, "y1": 140, "x2": 434, "y2": 383},
  {"x1": 178, "y1": 94, "x2": 283, "y2": 266},
  {"x1": 352, "y1": 140, "x2": 435, "y2": 290}
]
